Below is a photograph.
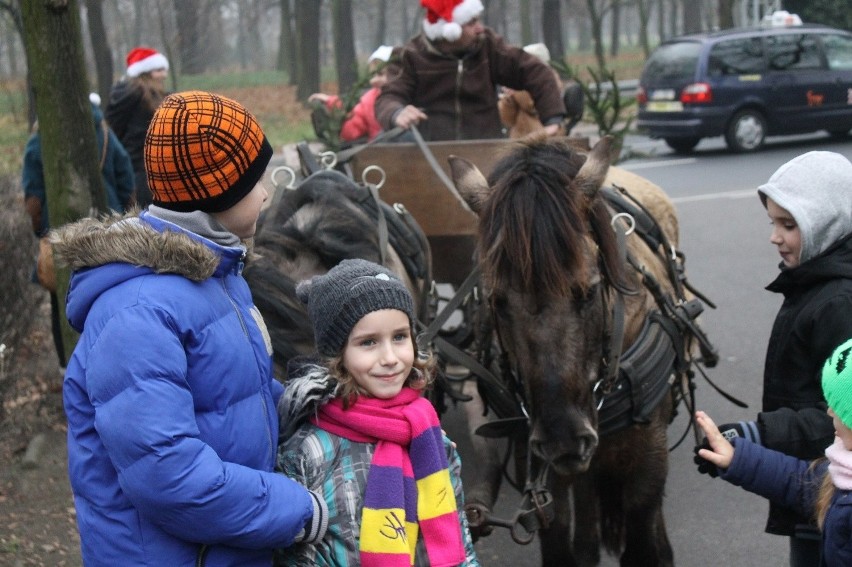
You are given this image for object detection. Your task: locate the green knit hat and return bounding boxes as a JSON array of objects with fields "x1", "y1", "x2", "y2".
[{"x1": 822, "y1": 338, "x2": 852, "y2": 429}]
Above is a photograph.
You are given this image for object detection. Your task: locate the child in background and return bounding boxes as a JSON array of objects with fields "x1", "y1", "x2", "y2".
[
  {"x1": 693, "y1": 151, "x2": 852, "y2": 566},
  {"x1": 696, "y1": 337, "x2": 852, "y2": 566},
  {"x1": 275, "y1": 258, "x2": 479, "y2": 566},
  {"x1": 309, "y1": 45, "x2": 396, "y2": 142}
]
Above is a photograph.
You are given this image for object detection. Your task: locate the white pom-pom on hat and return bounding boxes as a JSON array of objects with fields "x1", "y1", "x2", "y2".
[{"x1": 421, "y1": 0, "x2": 484, "y2": 41}]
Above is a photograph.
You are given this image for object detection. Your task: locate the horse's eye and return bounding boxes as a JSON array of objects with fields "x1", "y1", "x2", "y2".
[
  {"x1": 575, "y1": 283, "x2": 599, "y2": 305},
  {"x1": 491, "y1": 294, "x2": 509, "y2": 315}
]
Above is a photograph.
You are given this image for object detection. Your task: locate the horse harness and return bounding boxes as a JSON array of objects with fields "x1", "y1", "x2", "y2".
[{"x1": 427, "y1": 183, "x2": 721, "y2": 543}]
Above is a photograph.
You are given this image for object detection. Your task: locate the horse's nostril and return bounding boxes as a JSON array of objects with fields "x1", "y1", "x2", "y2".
[{"x1": 578, "y1": 432, "x2": 599, "y2": 460}]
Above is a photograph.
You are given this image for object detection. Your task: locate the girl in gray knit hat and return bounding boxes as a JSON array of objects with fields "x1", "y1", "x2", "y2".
[
  {"x1": 275, "y1": 259, "x2": 480, "y2": 566},
  {"x1": 694, "y1": 151, "x2": 852, "y2": 566}
]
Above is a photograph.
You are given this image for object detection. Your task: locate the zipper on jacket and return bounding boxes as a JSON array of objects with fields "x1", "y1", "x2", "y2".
[
  {"x1": 221, "y1": 268, "x2": 276, "y2": 463},
  {"x1": 221, "y1": 279, "x2": 249, "y2": 338},
  {"x1": 455, "y1": 59, "x2": 464, "y2": 139},
  {"x1": 196, "y1": 544, "x2": 209, "y2": 567}
]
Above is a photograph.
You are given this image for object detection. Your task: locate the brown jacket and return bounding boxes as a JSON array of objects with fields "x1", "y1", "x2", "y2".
[{"x1": 375, "y1": 29, "x2": 565, "y2": 141}]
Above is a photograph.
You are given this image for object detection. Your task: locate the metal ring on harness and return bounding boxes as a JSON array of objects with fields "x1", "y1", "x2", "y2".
[
  {"x1": 361, "y1": 165, "x2": 386, "y2": 189},
  {"x1": 611, "y1": 212, "x2": 636, "y2": 236},
  {"x1": 319, "y1": 151, "x2": 338, "y2": 170},
  {"x1": 270, "y1": 166, "x2": 297, "y2": 190},
  {"x1": 593, "y1": 379, "x2": 605, "y2": 410}
]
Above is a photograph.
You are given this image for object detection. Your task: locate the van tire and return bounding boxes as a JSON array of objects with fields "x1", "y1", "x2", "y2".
[
  {"x1": 664, "y1": 137, "x2": 700, "y2": 154},
  {"x1": 725, "y1": 109, "x2": 766, "y2": 152}
]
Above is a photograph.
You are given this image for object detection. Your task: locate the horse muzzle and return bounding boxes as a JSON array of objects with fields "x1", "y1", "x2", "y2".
[{"x1": 530, "y1": 422, "x2": 599, "y2": 474}]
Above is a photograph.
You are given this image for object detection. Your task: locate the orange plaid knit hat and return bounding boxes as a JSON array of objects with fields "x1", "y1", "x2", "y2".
[{"x1": 144, "y1": 91, "x2": 272, "y2": 213}]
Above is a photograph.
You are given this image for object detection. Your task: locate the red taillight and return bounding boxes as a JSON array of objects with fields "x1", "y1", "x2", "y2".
[
  {"x1": 636, "y1": 86, "x2": 647, "y2": 105},
  {"x1": 680, "y1": 83, "x2": 712, "y2": 104}
]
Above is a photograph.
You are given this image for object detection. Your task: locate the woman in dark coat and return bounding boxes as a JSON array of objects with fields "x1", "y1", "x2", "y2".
[{"x1": 105, "y1": 46, "x2": 169, "y2": 207}]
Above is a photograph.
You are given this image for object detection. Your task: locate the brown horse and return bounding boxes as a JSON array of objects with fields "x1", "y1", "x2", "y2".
[{"x1": 449, "y1": 136, "x2": 702, "y2": 566}]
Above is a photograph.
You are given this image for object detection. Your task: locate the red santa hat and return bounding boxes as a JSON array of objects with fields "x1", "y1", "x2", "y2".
[
  {"x1": 126, "y1": 47, "x2": 169, "y2": 78},
  {"x1": 421, "y1": 0, "x2": 484, "y2": 42}
]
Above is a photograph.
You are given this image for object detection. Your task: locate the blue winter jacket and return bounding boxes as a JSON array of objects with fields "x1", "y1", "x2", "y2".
[
  {"x1": 722, "y1": 438, "x2": 852, "y2": 566},
  {"x1": 56, "y1": 211, "x2": 315, "y2": 566}
]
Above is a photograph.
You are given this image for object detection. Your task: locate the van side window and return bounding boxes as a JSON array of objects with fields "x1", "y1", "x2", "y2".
[
  {"x1": 823, "y1": 34, "x2": 852, "y2": 70},
  {"x1": 766, "y1": 34, "x2": 823, "y2": 71},
  {"x1": 708, "y1": 38, "x2": 765, "y2": 76}
]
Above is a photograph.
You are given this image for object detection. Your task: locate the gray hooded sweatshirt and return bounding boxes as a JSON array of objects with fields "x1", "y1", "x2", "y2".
[{"x1": 758, "y1": 151, "x2": 852, "y2": 264}]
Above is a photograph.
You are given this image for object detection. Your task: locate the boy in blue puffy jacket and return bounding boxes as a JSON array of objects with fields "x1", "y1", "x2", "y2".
[{"x1": 51, "y1": 91, "x2": 327, "y2": 566}]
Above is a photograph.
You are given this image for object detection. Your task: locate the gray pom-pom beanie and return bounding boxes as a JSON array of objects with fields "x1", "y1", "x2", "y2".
[{"x1": 296, "y1": 259, "x2": 416, "y2": 357}]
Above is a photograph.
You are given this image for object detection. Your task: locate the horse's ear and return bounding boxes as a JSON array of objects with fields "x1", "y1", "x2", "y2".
[
  {"x1": 574, "y1": 136, "x2": 613, "y2": 199},
  {"x1": 448, "y1": 155, "x2": 489, "y2": 214}
]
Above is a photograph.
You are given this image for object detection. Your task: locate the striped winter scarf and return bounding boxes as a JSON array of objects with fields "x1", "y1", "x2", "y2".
[{"x1": 311, "y1": 387, "x2": 465, "y2": 567}]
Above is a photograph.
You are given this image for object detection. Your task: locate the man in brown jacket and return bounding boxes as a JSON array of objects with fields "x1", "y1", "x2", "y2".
[{"x1": 375, "y1": 0, "x2": 566, "y2": 141}]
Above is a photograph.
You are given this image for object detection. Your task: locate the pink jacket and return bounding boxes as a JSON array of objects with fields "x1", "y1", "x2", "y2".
[{"x1": 325, "y1": 87, "x2": 383, "y2": 142}]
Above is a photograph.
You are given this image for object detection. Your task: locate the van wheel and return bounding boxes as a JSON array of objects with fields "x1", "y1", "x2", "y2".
[
  {"x1": 725, "y1": 109, "x2": 766, "y2": 152},
  {"x1": 664, "y1": 137, "x2": 700, "y2": 154}
]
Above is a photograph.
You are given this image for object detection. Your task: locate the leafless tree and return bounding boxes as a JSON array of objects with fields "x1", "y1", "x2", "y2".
[
  {"x1": 332, "y1": 0, "x2": 356, "y2": 93},
  {"x1": 294, "y1": 0, "x2": 320, "y2": 100},
  {"x1": 20, "y1": 0, "x2": 108, "y2": 354},
  {"x1": 84, "y1": 0, "x2": 114, "y2": 105},
  {"x1": 542, "y1": 0, "x2": 565, "y2": 59},
  {"x1": 277, "y1": 0, "x2": 297, "y2": 82},
  {"x1": 681, "y1": 0, "x2": 700, "y2": 33}
]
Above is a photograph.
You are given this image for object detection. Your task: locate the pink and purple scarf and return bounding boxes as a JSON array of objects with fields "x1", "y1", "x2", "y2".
[{"x1": 312, "y1": 387, "x2": 465, "y2": 567}]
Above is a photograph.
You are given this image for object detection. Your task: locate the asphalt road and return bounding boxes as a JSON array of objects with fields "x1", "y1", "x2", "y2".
[{"x1": 443, "y1": 132, "x2": 852, "y2": 566}]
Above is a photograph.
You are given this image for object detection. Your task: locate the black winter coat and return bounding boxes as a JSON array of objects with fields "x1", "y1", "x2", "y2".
[{"x1": 758, "y1": 233, "x2": 852, "y2": 536}]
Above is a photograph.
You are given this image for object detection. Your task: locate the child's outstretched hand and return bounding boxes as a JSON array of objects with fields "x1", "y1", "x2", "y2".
[{"x1": 695, "y1": 411, "x2": 735, "y2": 471}]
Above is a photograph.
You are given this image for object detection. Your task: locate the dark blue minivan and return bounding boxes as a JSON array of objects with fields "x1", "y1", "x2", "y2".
[{"x1": 636, "y1": 23, "x2": 852, "y2": 153}]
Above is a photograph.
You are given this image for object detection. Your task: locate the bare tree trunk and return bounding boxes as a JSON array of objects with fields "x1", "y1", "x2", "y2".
[
  {"x1": 586, "y1": 0, "x2": 607, "y2": 71},
  {"x1": 20, "y1": 0, "x2": 108, "y2": 355},
  {"x1": 277, "y1": 0, "x2": 298, "y2": 82},
  {"x1": 682, "y1": 0, "x2": 701, "y2": 33},
  {"x1": 84, "y1": 0, "x2": 113, "y2": 105},
  {"x1": 668, "y1": 0, "x2": 678, "y2": 37},
  {"x1": 294, "y1": 0, "x2": 320, "y2": 101},
  {"x1": 717, "y1": 0, "x2": 734, "y2": 29},
  {"x1": 154, "y1": 0, "x2": 178, "y2": 90},
  {"x1": 130, "y1": 0, "x2": 142, "y2": 46},
  {"x1": 374, "y1": 0, "x2": 386, "y2": 48},
  {"x1": 636, "y1": 0, "x2": 652, "y2": 57},
  {"x1": 542, "y1": 0, "x2": 565, "y2": 60},
  {"x1": 609, "y1": 0, "x2": 621, "y2": 56},
  {"x1": 520, "y1": 0, "x2": 532, "y2": 46},
  {"x1": 174, "y1": 0, "x2": 204, "y2": 74},
  {"x1": 497, "y1": 0, "x2": 508, "y2": 41},
  {"x1": 0, "y1": 3, "x2": 21, "y2": 77},
  {"x1": 332, "y1": 0, "x2": 356, "y2": 94}
]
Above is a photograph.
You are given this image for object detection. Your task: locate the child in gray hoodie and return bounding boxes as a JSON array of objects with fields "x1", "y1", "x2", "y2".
[{"x1": 694, "y1": 151, "x2": 852, "y2": 566}]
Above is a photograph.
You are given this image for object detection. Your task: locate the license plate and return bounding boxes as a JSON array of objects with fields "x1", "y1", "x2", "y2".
[
  {"x1": 646, "y1": 101, "x2": 684, "y2": 112},
  {"x1": 650, "y1": 89, "x2": 676, "y2": 100}
]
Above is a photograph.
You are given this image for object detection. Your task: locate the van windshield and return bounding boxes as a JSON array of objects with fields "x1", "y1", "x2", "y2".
[{"x1": 642, "y1": 41, "x2": 701, "y2": 82}]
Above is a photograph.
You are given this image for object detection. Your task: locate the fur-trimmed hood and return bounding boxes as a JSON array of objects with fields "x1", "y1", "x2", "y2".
[
  {"x1": 52, "y1": 210, "x2": 246, "y2": 332},
  {"x1": 51, "y1": 210, "x2": 221, "y2": 281},
  {"x1": 278, "y1": 356, "x2": 339, "y2": 440}
]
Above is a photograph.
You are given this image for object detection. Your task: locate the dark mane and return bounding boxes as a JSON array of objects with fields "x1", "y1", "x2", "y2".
[
  {"x1": 256, "y1": 170, "x2": 381, "y2": 269},
  {"x1": 245, "y1": 171, "x2": 382, "y2": 373},
  {"x1": 479, "y1": 139, "x2": 627, "y2": 298}
]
